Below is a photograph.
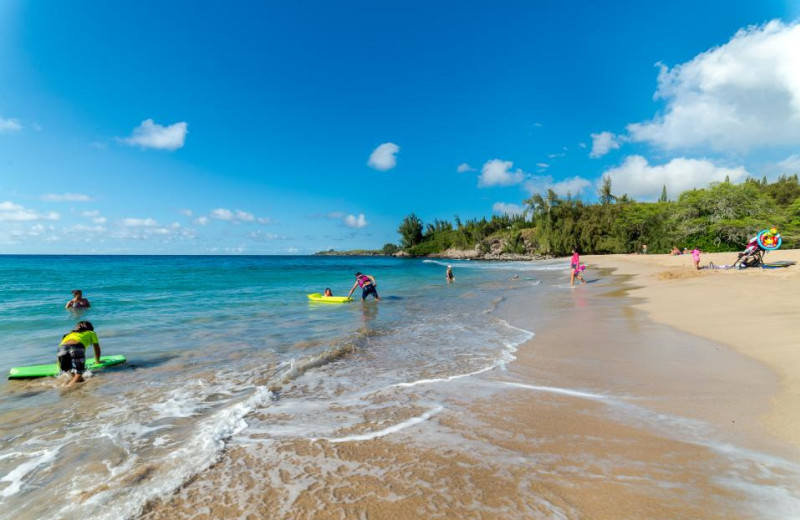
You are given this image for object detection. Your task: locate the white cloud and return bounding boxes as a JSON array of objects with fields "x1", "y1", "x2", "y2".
[
  {"x1": 600, "y1": 155, "x2": 748, "y2": 201},
  {"x1": 777, "y1": 154, "x2": 800, "y2": 173},
  {"x1": 234, "y1": 210, "x2": 255, "y2": 222},
  {"x1": 122, "y1": 218, "x2": 158, "y2": 227},
  {"x1": 193, "y1": 216, "x2": 209, "y2": 226},
  {"x1": 210, "y1": 208, "x2": 234, "y2": 221},
  {"x1": 249, "y1": 231, "x2": 280, "y2": 241},
  {"x1": 523, "y1": 175, "x2": 592, "y2": 197},
  {"x1": 457, "y1": 163, "x2": 475, "y2": 173},
  {"x1": 536, "y1": 163, "x2": 550, "y2": 169},
  {"x1": 180, "y1": 209, "x2": 193, "y2": 217},
  {"x1": 344, "y1": 213, "x2": 368, "y2": 228},
  {"x1": 206, "y1": 208, "x2": 271, "y2": 224},
  {"x1": 492, "y1": 202, "x2": 525, "y2": 216},
  {"x1": 589, "y1": 131, "x2": 620, "y2": 158},
  {"x1": 0, "y1": 117, "x2": 22, "y2": 133},
  {"x1": 367, "y1": 142, "x2": 400, "y2": 171},
  {"x1": 93, "y1": 217, "x2": 107, "y2": 224},
  {"x1": 81, "y1": 210, "x2": 99, "y2": 217},
  {"x1": 122, "y1": 119, "x2": 188, "y2": 151},
  {"x1": 552, "y1": 176, "x2": 593, "y2": 196},
  {"x1": 0, "y1": 201, "x2": 60, "y2": 222},
  {"x1": 478, "y1": 159, "x2": 525, "y2": 188},
  {"x1": 627, "y1": 20, "x2": 800, "y2": 151},
  {"x1": 41, "y1": 193, "x2": 93, "y2": 202}
]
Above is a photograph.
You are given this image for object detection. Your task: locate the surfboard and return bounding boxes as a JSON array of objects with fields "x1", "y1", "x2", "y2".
[
  {"x1": 8, "y1": 355, "x2": 127, "y2": 380},
  {"x1": 307, "y1": 293, "x2": 353, "y2": 303},
  {"x1": 762, "y1": 260, "x2": 796, "y2": 268}
]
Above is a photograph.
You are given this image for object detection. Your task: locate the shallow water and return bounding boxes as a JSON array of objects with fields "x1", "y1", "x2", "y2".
[{"x1": 0, "y1": 255, "x2": 798, "y2": 520}]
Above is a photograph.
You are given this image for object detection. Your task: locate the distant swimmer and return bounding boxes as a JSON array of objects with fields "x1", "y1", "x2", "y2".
[
  {"x1": 347, "y1": 272, "x2": 380, "y2": 301},
  {"x1": 324, "y1": 288, "x2": 333, "y2": 296},
  {"x1": 65, "y1": 289, "x2": 91, "y2": 309},
  {"x1": 58, "y1": 320, "x2": 101, "y2": 386},
  {"x1": 446, "y1": 265, "x2": 455, "y2": 284}
]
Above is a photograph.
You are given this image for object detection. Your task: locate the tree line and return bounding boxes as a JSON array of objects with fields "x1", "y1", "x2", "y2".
[{"x1": 389, "y1": 175, "x2": 800, "y2": 256}]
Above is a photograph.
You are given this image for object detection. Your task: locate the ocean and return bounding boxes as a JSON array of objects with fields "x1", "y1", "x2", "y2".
[{"x1": 1, "y1": 255, "x2": 798, "y2": 520}]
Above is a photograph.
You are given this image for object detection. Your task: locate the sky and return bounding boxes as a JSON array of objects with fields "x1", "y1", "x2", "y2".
[{"x1": 1, "y1": 0, "x2": 800, "y2": 254}]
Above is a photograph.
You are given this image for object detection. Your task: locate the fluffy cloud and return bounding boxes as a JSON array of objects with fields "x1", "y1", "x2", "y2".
[
  {"x1": 600, "y1": 155, "x2": 748, "y2": 200},
  {"x1": 206, "y1": 208, "x2": 272, "y2": 224},
  {"x1": 478, "y1": 159, "x2": 525, "y2": 187},
  {"x1": 777, "y1": 154, "x2": 800, "y2": 173},
  {"x1": 0, "y1": 117, "x2": 22, "y2": 133},
  {"x1": 523, "y1": 176, "x2": 592, "y2": 197},
  {"x1": 627, "y1": 20, "x2": 800, "y2": 151},
  {"x1": 193, "y1": 216, "x2": 209, "y2": 226},
  {"x1": 367, "y1": 142, "x2": 400, "y2": 171},
  {"x1": 41, "y1": 193, "x2": 93, "y2": 202},
  {"x1": 122, "y1": 119, "x2": 188, "y2": 151},
  {"x1": 457, "y1": 163, "x2": 475, "y2": 173},
  {"x1": 0, "y1": 201, "x2": 59, "y2": 222},
  {"x1": 122, "y1": 218, "x2": 158, "y2": 227},
  {"x1": 492, "y1": 202, "x2": 525, "y2": 216},
  {"x1": 344, "y1": 213, "x2": 368, "y2": 228},
  {"x1": 589, "y1": 131, "x2": 620, "y2": 158}
]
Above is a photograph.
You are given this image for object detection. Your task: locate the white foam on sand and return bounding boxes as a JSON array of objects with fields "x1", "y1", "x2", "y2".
[
  {"x1": 0, "y1": 447, "x2": 61, "y2": 498},
  {"x1": 311, "y1": 405, "x2": 444, "y2": 443}
]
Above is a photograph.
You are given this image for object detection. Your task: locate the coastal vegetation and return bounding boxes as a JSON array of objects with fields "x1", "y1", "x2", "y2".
[{"x1": 396, "y1": 175, "x2": 800, "y2": 257}]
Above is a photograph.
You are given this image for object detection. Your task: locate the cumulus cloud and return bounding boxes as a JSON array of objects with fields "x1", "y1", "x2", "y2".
[
  {"x1": 492, "y1": 202, "x2": 525, "y2": 216},
  {"x1": 193, "y1": 216, "x2": 209, "y2": 226},
  {"x1": 344, "y1": 213, "x2": 368, "y2": 228},
  {"x1": 0, "y1": 117, "x2": 22, "y2": 133},
  {"x1": 203, "y1": 208, "x2": 274, "y2": 225},
  {"x1": 0, "y1": 201, "x2": 60, "y2": 222},
  {"x1": 41, "y1": 193, "x2": 93, "y2": 202},
  {"x1": 122, "y1": 119, "x2": 188, "y2": 151},
  {"x1": 478, "y1": 159, "x2": 525, "y2": 187},
  {"x1": 600, "y1": 155, "x2": 748, "y2": 201},
  {"x1": 122, "y1": 218, "x2": 158, "y2": 227},
  {"x1": 627, "y1": 20, "x2": 800, "y2": 151},
  {"x1": 589, "y1": 131, "x2": 621, "y2": 158},
  {"x1": 457, "y1": 163, "x2": 475, "y2": 173},
  {"x1": 523, "y1": 175, "x2": 593, "y2": 197},
  {"x1": 367, "y1": 142, "x2": 400, "y2": 171},
  {"x1": 777, "y1": 154, "x2": 800, "y2": 173}
]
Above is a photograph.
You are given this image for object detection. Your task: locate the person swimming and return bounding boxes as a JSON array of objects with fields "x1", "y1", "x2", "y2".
[
  {"x1": 446, "y1": 265, "x2": 455, "y2": 284},
  {"x1": 324, "y1": 288, "x2": 333, "y2": 297},
  {"x1": 65, "y1": 289, "x2": 91, "y2": 309}
]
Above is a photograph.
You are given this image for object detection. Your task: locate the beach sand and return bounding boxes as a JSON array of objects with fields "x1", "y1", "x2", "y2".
[
  {"x1": 585, "y1": 249, "x2": 800, "y2": 451},
  {"x1": 140, "y1": 252, "x2": 800, "y2": 519}
]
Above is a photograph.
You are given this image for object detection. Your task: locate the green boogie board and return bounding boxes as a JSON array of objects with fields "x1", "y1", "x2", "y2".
[{"x1": 8, "y1": 355, "x2": 127, "y2": 380}]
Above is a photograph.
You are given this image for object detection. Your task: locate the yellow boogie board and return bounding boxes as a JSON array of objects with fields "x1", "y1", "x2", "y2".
[{"x1": 307, "y1": 293, "x2": 353, "y2": 303}]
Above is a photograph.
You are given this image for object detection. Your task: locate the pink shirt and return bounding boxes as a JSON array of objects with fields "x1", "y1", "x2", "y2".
[
  {"x1": 571, "y1": 252, "x2": 579, "y2": 265},
  {"x1": 691, "y1": 249, "x2": 700, "y2": 261}
]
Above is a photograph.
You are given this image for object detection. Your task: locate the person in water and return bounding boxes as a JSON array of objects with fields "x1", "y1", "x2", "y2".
[
  {"x1": 446, "y1": 265, "x2": 455, "y2": 284},
  {"x1": 347, "y1": 272, "x2": 380, "y2": 301},
  {"x1": 65, "y1": 289, "x2": 91, "y2": 309},
  {"x1": 58, "y1": 320, "x2": 101, "y2": 386},
  {"x1": 324, "y1": 288, "x2": 333, "y2": 297},
  {"x1": 570, "y1": 248, "x2": 586, "y2": 286}
]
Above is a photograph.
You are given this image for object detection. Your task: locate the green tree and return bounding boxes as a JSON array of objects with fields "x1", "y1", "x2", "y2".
[
  {"x1": 382, "y1": 243, "x2": 399, "y2": 255},
  {"x1": 658, "y1": 185, "x2": 668, "y2": 203},
  {"x1": 397, "y1": 214, "x2": 424, "y2": 249}
]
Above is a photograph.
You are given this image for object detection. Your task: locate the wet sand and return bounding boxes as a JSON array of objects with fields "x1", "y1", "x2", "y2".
[
  {"x1": 139, "y1": 260, "x2": 800, "y2": 520},
  {"x1": 586, "y1": 250, "x2": 800, "y2": 452}
]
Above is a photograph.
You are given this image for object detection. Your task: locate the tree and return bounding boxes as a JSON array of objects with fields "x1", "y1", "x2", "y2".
[
  {"x1": 382, "y1": 243, "x2": 399, "y2": 255},
  {"x1": 598, "y1": 175, "x2": 616, "y2": 205},
  {"x1": 397, "y1": 214, "x2": 423, "y2": 249},
  {"x1": 658, "y1": 185, "x2": 668, "y2": 203}
]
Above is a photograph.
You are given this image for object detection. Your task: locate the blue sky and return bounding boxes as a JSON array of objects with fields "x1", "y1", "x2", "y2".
[{"x1": 1, "y1": 0, "x2": 799, "y2": 254}]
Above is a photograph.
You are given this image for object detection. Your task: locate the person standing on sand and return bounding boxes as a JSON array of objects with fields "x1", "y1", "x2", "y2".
[
  {"x1": 642, "y1": 244, "x2": 648, "y2": 254},
  {"x1": 570, "y1": 249, "x2": 586, "y2": 286},
  {"x1": 446, "y1": 265, "x2": 455, "y2": 284},
  {"x1": 58, "y1": 320, "x2": 101, "y2": 386},
  {"x1": 65, "y1": 289, "x2": 91, "y2": 309},
  {"x1": 691, "y1": 248, "x2": 701, "y2": 270},
  {"x1": 347, "y1": 272, "x2": 380, "y2": 301}
]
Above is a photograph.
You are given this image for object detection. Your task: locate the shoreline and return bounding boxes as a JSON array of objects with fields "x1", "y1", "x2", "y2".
[{"x1": 584, "y1": 250, "x2": 800, "y2": 452}]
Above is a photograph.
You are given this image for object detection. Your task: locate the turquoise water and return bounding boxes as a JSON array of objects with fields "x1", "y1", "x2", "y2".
[{"x1": 0, "y1": 255, "x2": 540, "y2": 519}]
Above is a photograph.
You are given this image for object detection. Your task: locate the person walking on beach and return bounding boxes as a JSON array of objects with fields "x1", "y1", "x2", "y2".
[
  {"x1": 347, "y1": 272, "x2": 380, "y2": 301},
  {"x1": 570, "y1": 249, "x2": 586, "y2": 286},
  {"x1": 65, "y1": 289, "x2": 91, "y2": 309},
  {"x1": 691, "y1": 248, "x2": 701, "y2": 270},
  {"x1": 58, "y1": 320, "x2": 101, "y2": 386},
  {"x1": 446, "y1": 265, "x2": 455, "y2": 284}
]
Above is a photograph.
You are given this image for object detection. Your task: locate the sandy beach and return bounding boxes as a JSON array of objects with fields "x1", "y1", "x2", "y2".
[
  {"x1": 136, "y1": 254, "x2": 800, "y2": 520},
  {"x1": 586, "y1": 250, "x2": 800, "y2": 451}
]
